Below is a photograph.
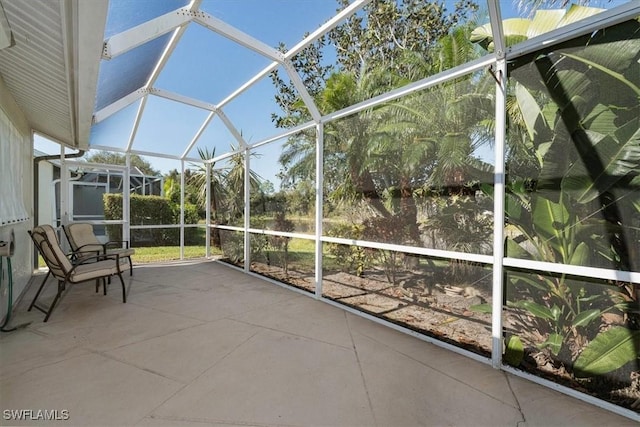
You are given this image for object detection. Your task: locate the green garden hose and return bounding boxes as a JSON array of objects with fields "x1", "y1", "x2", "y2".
[
  {"x1": 0, "y1": 246, "x2": 30, "y2": 332},
  {"x1": 0, "y1": 255, "x2": 16, "y2": 331}
]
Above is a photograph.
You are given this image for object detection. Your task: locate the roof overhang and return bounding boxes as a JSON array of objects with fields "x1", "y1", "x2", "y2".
[{"x1": 0, "y1": 0, "x2": 107, "y2": 149}]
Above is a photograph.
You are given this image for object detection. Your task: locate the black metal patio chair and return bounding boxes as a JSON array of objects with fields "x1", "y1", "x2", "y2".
[{"x1": 28, "y1": 224, "x2": 128, "y2": 322}]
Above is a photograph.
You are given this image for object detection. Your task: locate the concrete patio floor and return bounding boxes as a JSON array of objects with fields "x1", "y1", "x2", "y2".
[{"x1": 0, "y1": 259, "x2": 636, "y2": 426}]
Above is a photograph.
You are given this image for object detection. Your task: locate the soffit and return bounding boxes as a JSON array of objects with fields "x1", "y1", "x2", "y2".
[{"x1": 0, "y1": 0, "x2": 107, "y2": 148}]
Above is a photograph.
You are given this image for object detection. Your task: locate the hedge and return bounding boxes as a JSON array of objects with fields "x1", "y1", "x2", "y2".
[{"x1": 104, "y1": 193, "x2": 201, "y2": 246}]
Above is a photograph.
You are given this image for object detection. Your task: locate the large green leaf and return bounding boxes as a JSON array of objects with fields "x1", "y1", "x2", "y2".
[
  {"x1": 518, "y1": 300, "x2": 556, "y2": 320},
  {"x1": 538, "y1": 333, "x2": 563, "y2": 356},
  {"x1": 469, "y1": 303, "x2": 492, "y2": 313},
  {"x1": 572, "y1": 309, "x2": 601, "y2": 328},
  {"x1": 573, "y1": 21, "x2": 640, "y2": 75},
  {"x1": 526, "y1": 10, "x2": 565, "y2": 38},
  {"x1": 515, "y1": 82, "x2": 551, "y2": 143},
  {"x1": 506, "y1": 237, "x2": 533, "y2": 259},
  {"x1": 583, "y1": 104, "x2": 620, "y2": 136},
  {"x1": 536, "y1": 126, "x2": 573, "y2": 200},
  {"x1": 573, "y1": 326, "x2": 640, "y2": 377},
  {"x1": 562, "y1": 52, "x2": 640, "y2": 97},
  {"x1": 470, "y1": 19, "x2": 530, "y2": 51},
  {"x1": 531, "y1": 196, "x2": 570, "y2": 245},
  {"x1": 556, "y1": 4, "x2": 604, "y2": 28},
  {"x1": 568, "y1": 241, "x2": 589, "y2": 266},
  {"x1": 471, "y1": 6, "x2": 604, "y2": 52},
  {"x1": 562, "y1": 122, "x2": 640, "y2": 203},
  {"x1": 509, "y1": 273, "x2": 551, "y2": 292},
  {"x1": 504, "y1": 335, "x2": 525, "y2": 366}
]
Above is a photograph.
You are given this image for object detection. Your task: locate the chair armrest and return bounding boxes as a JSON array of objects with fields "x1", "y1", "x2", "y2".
[
  {"x1": 69, "y1": 244, "x2": 102, "y2": 262},
  {"x1": 74, "y1": 243, "x2": 105, "y2": 253},
  {"x1": 76, "y1": 253, "x2": 120, "y2": 263},
  {"x1": 105, "y1": 240, "x2": 130, "y2": 249}
]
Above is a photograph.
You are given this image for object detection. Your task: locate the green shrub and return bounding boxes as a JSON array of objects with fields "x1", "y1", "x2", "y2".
[
  {"x1": 325, "y1": 222, "x2": 369, "y2": 277},
  {"x1": 104, "y1": 193, "x2": 201, "y2": 246}
]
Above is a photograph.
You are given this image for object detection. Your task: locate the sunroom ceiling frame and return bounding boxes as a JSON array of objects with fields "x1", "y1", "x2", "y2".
[
  {"x1": 100, "y1": 0, "x2": 632, "y2": 165},
  {"x1": 92, "y1": 0, "x2": 371, "y2": 160},
  {"x1": 124, "y1": 0, "x2": 203, "y2": 154}
]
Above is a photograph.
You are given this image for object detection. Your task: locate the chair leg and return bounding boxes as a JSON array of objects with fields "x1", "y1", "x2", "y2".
[
  {"x1": 95, "y1": 278, "x2": 100, "y2": 293},
  {"x1": 43, "y1": 280, "x2": 65, "y2": 322},
  {"x1": 128, "y1": 256, "x2": 133, "y2": 276},
  {"x1": 28, "y1": 271, "x2": 51, "y2": 312},
  {"x1": 103, "y1": 277, "x2": 108, "y2": 296},
  {"x1": 117, "y1": 272, "x2": 126, "y2": 303}
]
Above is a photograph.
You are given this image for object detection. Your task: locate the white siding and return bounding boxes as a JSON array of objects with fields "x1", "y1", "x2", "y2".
[{"x1": 0, "y1": 75, "x2": 33, "y2": 322}]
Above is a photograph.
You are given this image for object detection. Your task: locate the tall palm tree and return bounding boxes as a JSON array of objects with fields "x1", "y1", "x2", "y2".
[
  {"x1": 187, "y1": 147, "x2": 224, "y2": 221},
  {"x1": 222, "y1": 144, "x2": 264, "y2": 224},
  {"x1": 278, "y1": 25, "x2": 494, "y2": 247}
]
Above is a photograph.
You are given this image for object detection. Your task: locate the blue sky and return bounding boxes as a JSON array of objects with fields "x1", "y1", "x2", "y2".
[{"x1": 35, "y1": 0, "x2": 631, "y2": 184}]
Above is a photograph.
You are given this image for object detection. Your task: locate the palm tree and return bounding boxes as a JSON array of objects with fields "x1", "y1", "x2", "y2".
[
  {"x1": 277, "y1": 25, "x2": 494, "y2": 248},
  {"x1": 187, "y1": 147, "x2": 225, "y2": 221}
]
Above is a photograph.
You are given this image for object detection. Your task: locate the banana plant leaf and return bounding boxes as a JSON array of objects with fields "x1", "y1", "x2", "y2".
[
  {"x1": 538, "y1": 333, "x2": 563, "y2": 355},
  {"x1": 536, "y1": 127, "x2": 573, "y2": 200},
  {"x1": 562, "y1": 122, "x2": 640, "y2": 204},
  {"x1": 568, "y1": 241, "x2": 589, "y2": 265},
  {"x1": 504, "y1": 335, "x2": 525, "y2": 366},
  {"x1": 584, "y1": 104, "x2": 622, "y2": 137},
  {"x1": 515, "y1": 82, "x2": 552, "y2": 144},
  {"x1": 556, "y1": 4, "x2": 605, "y2": 28},
  {"x1": 572, "y1": 309, "x2": 601, "y2": 328},
  {"x1": 526, "y1": 10, "x2": 565, "y2": 38},
  {"x1": 516, "y1": 300, "x2": 556, "y2": 320},
  {"x1": 505, "y1": 237, "x2": 533, "y2": 259},
  {"x1": 573, "y1": 326, "x2": 640, "y2": 377},
  {"x1": 531, "y1": 196, "x2": 570, "y2": 244},
  {"x1": 562, "y1": 52, "x2": 640, "y2": 97},
  {"x1": 508, "y1": 273, "x2": 550, "y2": 292},
  {"x1": 470, "y1": 19, "x2": 530, "y2": 52},
  {"x1": 471, "y1": 5, "x2": 604, "y2": 52}
]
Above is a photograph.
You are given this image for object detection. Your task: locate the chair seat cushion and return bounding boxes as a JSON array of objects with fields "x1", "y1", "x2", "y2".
[{"x1": 70, "y1": 259, "x2": 124, "y2": 282}]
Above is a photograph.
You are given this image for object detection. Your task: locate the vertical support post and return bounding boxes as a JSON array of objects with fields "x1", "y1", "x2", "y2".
[
  {"x1": 314, "y1": 122, "x2": 324, "y2": 298},
  {"x1": 206, "y1": 162, "x2": 211, "y2": 258},
  {"x1": 492, "y1": 59, "x2": 507, "y2": 369},
  {"x1": 59, "y1": 146, "x2": 68, "y2": 250},
  {"x1": 124, "y1": 154, "x2": 131, "y2": 246},
  {"x1": 489, "y1": 0, "x2": 507, "y2": 370},
  {"x1": 244, "y1": 148, "x2": 250, "y2": 272},
  {"x1": 180, "y1": 159, "x2": 185, "y2": 260}
]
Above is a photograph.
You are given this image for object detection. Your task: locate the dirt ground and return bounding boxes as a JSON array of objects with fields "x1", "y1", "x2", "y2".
[{"x1": 250, "y1": 262, "x2": 493, "y2": 356}]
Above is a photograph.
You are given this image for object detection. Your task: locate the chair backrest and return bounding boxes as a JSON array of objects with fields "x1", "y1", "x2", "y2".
[
  {"x1": 66, "y1": 223, "x2": 101, "y2": 251},
  {"x1": 30, "y1": 225, "x2": 73, "y2": 279}
]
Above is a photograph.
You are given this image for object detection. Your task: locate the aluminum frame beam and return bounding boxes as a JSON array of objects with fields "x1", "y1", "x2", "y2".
[
  {"x1": 193, "y1": 12, "x2": 284, "y2": 63},
  {"x1": 151, "y1": 88, "x2": 217, "y2": 111},
  {"x1": 92, "y1": 87, "x2": 148, "y2": 124},
  {"x1": 102, "y1": 7, "x2": 194, "y2": 59},
  {"x1": 281, "y1": 59, "x2": 321, "y2": 122}
]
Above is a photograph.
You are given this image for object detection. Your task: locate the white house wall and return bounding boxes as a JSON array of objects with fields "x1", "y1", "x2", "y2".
[
  {"x1": 38, "y1": 162, "x2": 54, "y2": 227},
  {"x1": 0, "y1": 75, "x2": 33, "y2": 322}
]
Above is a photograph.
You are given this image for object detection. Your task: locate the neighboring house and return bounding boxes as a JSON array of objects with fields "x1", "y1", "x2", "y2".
[{"x1": 35, "y1": 150, "x2": 163, "y2": 238}]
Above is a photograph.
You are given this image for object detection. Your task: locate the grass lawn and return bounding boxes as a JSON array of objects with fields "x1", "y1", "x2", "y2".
[
  {"x1": 132, "y1": 246, "x2": 222, "y2": 263},
  {"x1": 38, "y1": 246, "x2": 223, "y2": 268}
]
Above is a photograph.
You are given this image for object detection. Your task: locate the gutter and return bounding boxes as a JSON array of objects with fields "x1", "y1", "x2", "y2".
[{"x1": 33, "y1": 149, "x2": 85, "y2": 269}]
